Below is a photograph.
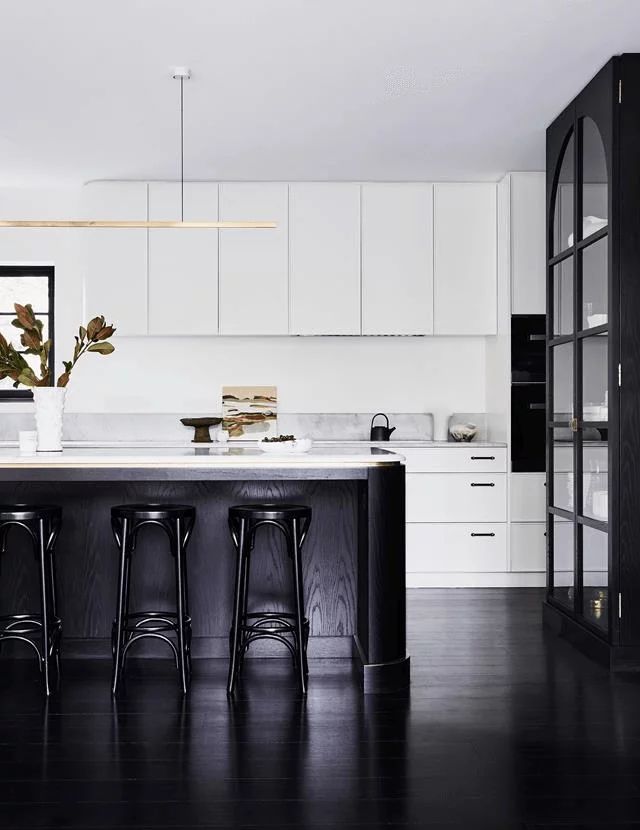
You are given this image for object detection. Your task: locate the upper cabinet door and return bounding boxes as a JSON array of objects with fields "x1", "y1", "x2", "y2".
[
  {"x1": 361, "y1": 184, "x2": 433, "y2": 335},
  {"x1": 219, "y1": 184, "x2": 288, "y2": 335},
  {"x1": 433, "y1": 183, "x2": 497, "y2": 335},
  {"x1": 84, "y1": 182, "x2": 148, "y2": 336},
  {"x1": 510, "y1": 173, "x2": 546, "y2": 315},
  {"x1": 289, "y1": 184, "x2": 361, "y2": 335},
  {"x1": 148, "y1": 182, "x2": 218, "y2": 335}
]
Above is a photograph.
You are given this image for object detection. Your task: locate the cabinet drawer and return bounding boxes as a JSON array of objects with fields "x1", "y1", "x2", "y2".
[
  {"x1": 407, "y1": 523, "x2": 507, "y2": 573},
  {"x1": 510, "y1": 522, "x2": 546, "y2": 572},
  {"x1": 400, "y1": 447, "x2": 506, "y2": 474},
  {"x1": 510, "y1": 473, "x2": 546, "y2": 522},
  {"x1": 407, "y1": 473, "x2": 506, "y2": 523}
]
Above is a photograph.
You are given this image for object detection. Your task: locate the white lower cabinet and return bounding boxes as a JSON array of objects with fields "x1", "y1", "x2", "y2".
[
  {"x1": 510, "y1": 473, "x2": 546, "y2": 522},
  {"x1": 407, "y1": 473, "x2": 506, "y2": 523},
  {"x1": 510, "y1": 522, "x2": 546, "y2": 572},
  {"x1": 404, "y1": 452, "x2": 508, "y2": 582},
  {"x1": 406, "y1": 523, "x2": 507, "y2": 573}
]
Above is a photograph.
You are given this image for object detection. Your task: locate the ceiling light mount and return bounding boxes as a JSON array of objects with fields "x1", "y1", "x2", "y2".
[{"x1": 171, "y1": 66, "x2": 191, "y2": 81}]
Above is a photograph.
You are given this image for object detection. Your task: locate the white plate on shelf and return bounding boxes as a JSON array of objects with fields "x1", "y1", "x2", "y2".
[{"x1": 259, "y1": 438, "x2": 313, "y2": 454}]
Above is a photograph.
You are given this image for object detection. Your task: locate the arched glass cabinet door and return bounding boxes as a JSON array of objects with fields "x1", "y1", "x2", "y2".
[
  {"x1": 549, "y1": 126, "x2": 577, "y2": 610},
  {"x1": 552, "y1": 130, "x2": 575, "y2": 257},
  {"x1": 551, "y1": 131, "x2": 575, "y2": 337},
  {"x1": 579, "y1": 114, "x2": 609, "y2": 631}
]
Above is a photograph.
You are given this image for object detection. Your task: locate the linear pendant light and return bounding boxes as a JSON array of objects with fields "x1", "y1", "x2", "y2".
[{"x1": 0, "y1": 67, "x2": 276, "y2": 230}]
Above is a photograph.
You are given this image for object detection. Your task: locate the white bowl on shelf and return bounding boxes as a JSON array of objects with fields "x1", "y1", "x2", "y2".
[{"x1": 587, "y1": 313, "x2": 608, "y2": 328}]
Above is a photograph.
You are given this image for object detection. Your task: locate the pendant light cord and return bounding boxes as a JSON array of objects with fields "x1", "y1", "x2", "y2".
[{"x1": 180, "y1": 76, "x2": 184, "y2": 223}]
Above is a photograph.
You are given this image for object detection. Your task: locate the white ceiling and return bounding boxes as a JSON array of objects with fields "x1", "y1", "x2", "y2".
[{"x1": 2, "y1": 0, "x2": 640, "y2": 186}]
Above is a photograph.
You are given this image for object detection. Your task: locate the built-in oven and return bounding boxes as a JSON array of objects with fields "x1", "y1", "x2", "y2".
[{"x1": 511, "y1": 314, "x2": 546, "y2": 472}]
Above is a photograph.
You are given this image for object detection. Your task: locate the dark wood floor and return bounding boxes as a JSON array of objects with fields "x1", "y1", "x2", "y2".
[{"x1": 2, "y1": 588, "x2": 640, "y2": 829}]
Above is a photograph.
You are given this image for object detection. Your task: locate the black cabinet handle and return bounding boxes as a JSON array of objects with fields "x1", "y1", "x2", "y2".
[
  {"x1": 471, "y1": 532, "x2": 495, "y2": 537},
  {"x1": 470, "y1": 482, "x2": 495, "y2": 487},
  {"x1": 471, "y1": 456, "x2": 495, "y2": 460}
]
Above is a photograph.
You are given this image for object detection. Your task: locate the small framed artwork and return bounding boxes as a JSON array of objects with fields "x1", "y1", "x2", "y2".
[{"x1": 222, "y1": 386, "x2": 278, "y2": 439}]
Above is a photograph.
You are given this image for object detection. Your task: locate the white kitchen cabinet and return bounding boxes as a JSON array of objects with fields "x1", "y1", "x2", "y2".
[
  {"x1": 510, "y1": 522, "x2": 546, "y2": 571},
  {"x1": 406, "y1": 473, "x2": 506, "y2": 523},
  {"x1": 84, "y1": 182, "x2": 148, "y2": 335},
  {"x1": 406, "y1": 523, "x2": 508, "y2": 573},
  {"x1": 510, "y1": 173, "x2": 546, "y2": 315},
  {"x1": 510, "y1": 473, "x2": 546, "y2": 522},
  {"x1": 433, "y1": 183, "x2": 497, "y2": 335},
  {"x1": 401, "y1": 446, "x2": 507, "y2": 474},
  {"x1": 148, "y1": 182, "x2": 218, "y2": 335},
  {"x1": 219, "y1": 184, "x2": 288, "y2": 335},
  {"x1": 361, "y1": 184, "x2": 433, "y2": 335},
  {"x1": 289, "y1": 184, "x2": 361, "y2": 335}
]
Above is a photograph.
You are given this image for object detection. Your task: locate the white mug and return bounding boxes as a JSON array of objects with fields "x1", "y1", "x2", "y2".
[{"x1": 18, "y1": 430, "x2": 38, "y2": 454}]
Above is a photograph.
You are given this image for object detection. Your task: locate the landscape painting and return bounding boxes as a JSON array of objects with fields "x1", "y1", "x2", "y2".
[{"x1": 222, "y1": 386, "x2": 278, "y2": 439}]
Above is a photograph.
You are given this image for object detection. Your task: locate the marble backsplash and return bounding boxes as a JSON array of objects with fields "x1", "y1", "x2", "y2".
[{"x1": 0, "y1": 411, "x2": 434, "y2": 443}]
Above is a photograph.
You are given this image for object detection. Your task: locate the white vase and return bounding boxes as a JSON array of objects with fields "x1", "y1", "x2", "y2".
[{"x1": 33, "y1": 387, "x2": 66, "y2": 452}]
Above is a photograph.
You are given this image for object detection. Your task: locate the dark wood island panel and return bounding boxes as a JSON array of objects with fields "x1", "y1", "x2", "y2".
[{"x1": 0, "y1": 450, "x2": 409, "y2": 693}]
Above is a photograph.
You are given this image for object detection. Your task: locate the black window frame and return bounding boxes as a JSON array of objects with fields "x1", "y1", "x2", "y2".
[{"x1": 0, "y1": 265, "x2": 55, "y2": 400}]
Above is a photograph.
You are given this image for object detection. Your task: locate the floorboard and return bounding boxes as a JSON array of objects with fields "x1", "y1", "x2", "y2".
[{"x1": 2, "y1": 588, "x2": 640, "y2": 828}]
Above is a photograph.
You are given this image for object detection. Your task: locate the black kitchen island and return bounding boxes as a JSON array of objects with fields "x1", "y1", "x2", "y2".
[{"x1": 0, "y1": 446, "x2": 408, "y2": 693}]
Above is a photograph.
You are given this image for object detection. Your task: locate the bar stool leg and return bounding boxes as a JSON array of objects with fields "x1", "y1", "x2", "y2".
[
  {"x1": 291, "y1": 518, "x2": 307, "y2": 695},
  {"x1": 37, "y1": 518, "x2": 52, "y2": 696},
  {"x1": 111, "y1": 517, "x2": 129, "y2": 696},
  {"x1": 227, "y1": 517, "x2": 248, "y2": 695},
  {"x1": 180, "y1": 534, "x2": 192, "y2": 678},
  {"x1": 46, "y1": 517, "x2": 61, "y2": 686},
  {"x1": 174, "y1": 517, "x2": 189, "y2": 695}
]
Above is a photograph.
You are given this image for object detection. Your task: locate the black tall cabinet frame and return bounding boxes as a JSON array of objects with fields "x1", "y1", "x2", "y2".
[{"x1": 543, "y1": 55, "x2": 640, "y2": 669}]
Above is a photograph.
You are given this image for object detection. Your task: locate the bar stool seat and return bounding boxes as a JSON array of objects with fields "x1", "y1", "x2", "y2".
[
  {"x1": 0, "y1": 504, "x2": 62, "y2": 696},
  {"x1": 227, "y1": 502, "x2": 312, "y2": 695},
  {"x1": 110, "y1": 503, "x2": 195, "y2": 695}
]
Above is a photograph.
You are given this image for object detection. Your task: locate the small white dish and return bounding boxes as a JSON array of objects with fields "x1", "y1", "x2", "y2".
[{"x1": 587, "y1": 313, "x2": 608, "y2": 328}]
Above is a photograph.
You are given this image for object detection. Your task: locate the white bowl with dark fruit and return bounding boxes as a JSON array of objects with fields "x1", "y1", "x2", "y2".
[{"x1": 259, "y1": 435, "x2": 313, "y2": 454}]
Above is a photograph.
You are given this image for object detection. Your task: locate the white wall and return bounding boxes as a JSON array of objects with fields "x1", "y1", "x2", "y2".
[{"x1": 0, "y1": 186, "x2": 487, "y2": 414}]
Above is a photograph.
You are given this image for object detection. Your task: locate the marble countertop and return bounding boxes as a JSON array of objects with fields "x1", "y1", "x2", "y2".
[
  {"x1": 0, "y1": 439, "x2": 507, "y2": 450},
  {"x1": 0, "y1": 445, "x2": 403, "y2": 469}
]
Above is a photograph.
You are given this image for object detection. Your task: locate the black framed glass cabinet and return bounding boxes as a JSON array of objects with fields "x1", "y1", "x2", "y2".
[{"x1": 544, "y1": 55, "x2": 640, "y2": 668}]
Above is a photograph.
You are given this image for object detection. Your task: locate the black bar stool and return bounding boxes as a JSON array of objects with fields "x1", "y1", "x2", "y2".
[
  {"x1": 110, "y1": 504, "x2": 195, "y2": 695},
  {"x1": 0, "y1": 505, "x2": 62, "y2": 696},
  {"x1": 227, "y1": 503, "x2": 312, "y2": 695}
]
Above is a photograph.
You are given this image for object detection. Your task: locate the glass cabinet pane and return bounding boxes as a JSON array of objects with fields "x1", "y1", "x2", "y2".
[
  {"x1": 553, "y1": 131, "x2": 575, "y2": 255},
  {"x1": 583, "y1": 526, "x2": 608, "y2": 631},
  {"x1": 552, "y1": 515, "x2": 574, "y2": 607},
  {"x1": 582, "y1": 237, "x2": 608, "y2": 330},
  {"x1": 582, "y1": 334, "x2": 608, "y2": 423},
  {"x1": 553, "y1": 342, "x2": 573, "y2": 421},
  {"x1": 553, "y1": 257, "x2": 573, "y2": 336},
  {"x1": 553, "y1": 427, "x2": 574, "y2": 512},
  {"x1": 583, "y1": 440, "x2": 608, "y2": 522},
  {"x1": 582, "y1": 117, "x2": 608, "y2": 239}
]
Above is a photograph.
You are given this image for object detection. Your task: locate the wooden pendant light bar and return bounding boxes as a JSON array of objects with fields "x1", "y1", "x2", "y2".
[{"x1": 0, "y1": 220, "x2": 277, "y2": 229}]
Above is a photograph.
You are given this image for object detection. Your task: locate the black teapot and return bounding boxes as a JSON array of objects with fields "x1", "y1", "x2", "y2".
[{"x1": 370, "y1": 413, "x2": 396, "y2": 441}]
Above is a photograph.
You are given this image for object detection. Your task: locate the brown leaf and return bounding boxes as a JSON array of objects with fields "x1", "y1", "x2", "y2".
[
  {"x1": 87, "y1": 342, "x2": 115, "y2": 355},
  {"x1": 94, "y1": 325, "x2": 115, "y2": 341},
  {"x1": 13, "y1": 303, "x2": 37, "y2": 331},
  {"x1": 86, "y1": 316, "x2": 103, "y2": 340},
  {"x1": 56, "y1": 372, "x2": 70, "y2": 388}
]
